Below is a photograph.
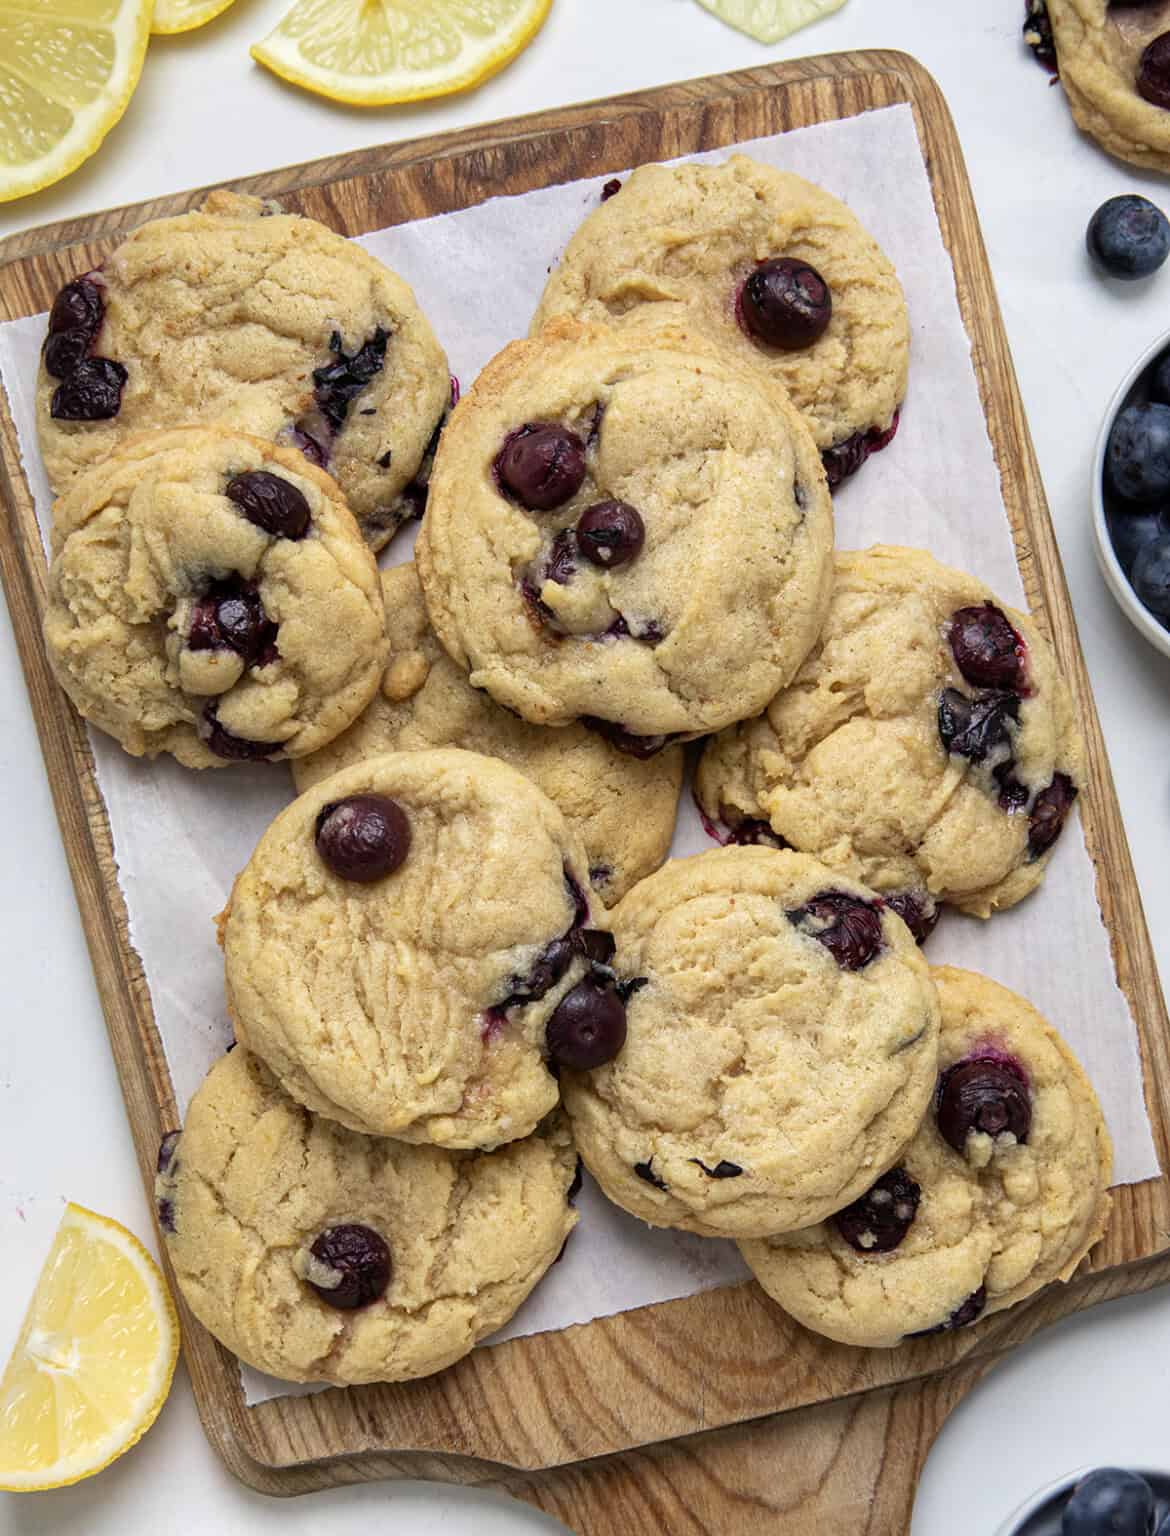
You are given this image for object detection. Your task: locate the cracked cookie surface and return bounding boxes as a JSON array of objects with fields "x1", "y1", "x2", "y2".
[
  {"x1": 739, "y1": 966, "x2": 1113, "y2": 1347},
  {"x1": 36, "y1": 191, "x2": 451, "y2": 550},
  {"x1": 158, "y1": 1048, "x2": 577, "y2": 1385},
  {"x1": 416, "y1": 319, "x2": 833, "y2": 741},
  {"x1": 561, "y1": 845, "x2": 940, "y2": 1239},
  {"x1": 223, "y1": 749, "x2": 613, "y2": 1148},
  {"x1": 292, "y1": 563, "x2": 684, "y2": 904},
  {"x1": 42, "y1": 427, "x2": 387, "y2": 767},
  {"x1": 531, "y1": 156, "x2": 909, "y2": 458},
  {"x1": 1046, "y1": 0, "x2": 1170, "y2": 173},
  {"x1": 696, "y1": 546, "x2": 1082, "y2": 920}
]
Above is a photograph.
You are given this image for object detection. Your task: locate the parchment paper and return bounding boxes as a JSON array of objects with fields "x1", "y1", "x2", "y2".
[{"x1": 0, "y1": 104, "x2": 1158, "y2": 1407}]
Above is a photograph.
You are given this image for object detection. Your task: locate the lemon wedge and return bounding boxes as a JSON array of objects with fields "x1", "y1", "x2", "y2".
[
  {"x1": 152, "y1": 0, "x2": 236, "y2": 36},
  {"x1": 251, "y1": 0, "x2": 552, "y2": 107},
  {"x1": 0, "y1": 0, "x2": 153, "y2": 204},
  {"x1": 0, "y1": 1204, "x2": 179, "y2": 1491},
  {"x1": 694, "y1": 0, "x2": 846, "y2": 44}
]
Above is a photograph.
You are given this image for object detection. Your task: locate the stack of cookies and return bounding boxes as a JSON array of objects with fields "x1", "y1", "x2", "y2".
[{"x1": 33, "y1": 157, "x2": 1112, "y2": 1384}]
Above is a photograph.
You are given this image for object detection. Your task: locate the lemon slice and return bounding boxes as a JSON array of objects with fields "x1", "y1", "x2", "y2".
[
  {"x1": 152, "y1": 0, "x2": 235, "y2": 36},
  {"x1": 251, "y1": 0, "x2": 552, "y2": 107},
  {"x1": 694, "y1": 0, "x2": 846, "y2": 44},
  {"x1": 0, "y1": 0, "x2": 152, "y2": 204},
  {"x1": 0, "y1": 1205, "x2": 179, "y2": 1491}
]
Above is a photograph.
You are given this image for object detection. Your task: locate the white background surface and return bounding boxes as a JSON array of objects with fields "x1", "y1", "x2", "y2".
[{"x1": 3, "y1": 1, "x2": 1170, "y2": 1531}]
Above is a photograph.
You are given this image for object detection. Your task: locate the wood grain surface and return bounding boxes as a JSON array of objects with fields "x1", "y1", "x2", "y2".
[{"x1": 1, "y1": 49, "x2": 1168, "y2": 1534}]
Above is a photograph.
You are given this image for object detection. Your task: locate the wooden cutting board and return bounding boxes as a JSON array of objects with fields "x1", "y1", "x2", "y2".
[{"x1": 2, "y1": 50, "x2": 1169, "y2": 1535}]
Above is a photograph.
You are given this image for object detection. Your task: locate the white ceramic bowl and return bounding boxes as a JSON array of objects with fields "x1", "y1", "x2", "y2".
[
  {"x1": 1092, "y1": 329, "x2": 1170, "y2": 661},
  {"x1": 992, "y1": 1467, "x2": 1170, "y2": 1536}
]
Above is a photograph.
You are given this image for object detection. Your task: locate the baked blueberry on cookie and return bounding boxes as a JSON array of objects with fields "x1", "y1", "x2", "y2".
[
  {"x1": 42, "y1": 428, "x2": 387, "y2": 767},
  {"x1": 1039, "y1": 0, "x2": 1170, "y2": 173},
  {"x1": 292, "y1": 563, "x2": 684, "y2": 903},
  {"x1": 531, "y1": 156, "x2": 908, "y2": 487},
  {"x1": 738, "y1": 966, "x2": 1113, "y2": 1347},
  {"x1": 415, "y1": 320, "x2": 833, "y2": 749},
  {"x1": 36, "y1": 191, "x2": 450, "y2": 550},
  {"x1": 560, "y1": 845, "x2": 940, "y2": 1239},
  {"x1": 156, "y1": 1049, "x2": 578, "y2": 1384},
  {"x1": 222, "y1": 749, "x2": 626, "y2": 1148},
  {"x1": 696, "y1": 546, "x2": 1082, "y2": 925}
]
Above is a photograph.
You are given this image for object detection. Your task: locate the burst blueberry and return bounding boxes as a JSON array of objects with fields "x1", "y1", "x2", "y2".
[
  {"x1": 786, "y1": 891, "x2": 884, "y2": 971},
  {"x1": 834, "y1": 1167, "x2": 921, "y2": 1253},
  {"x1": 948, "y1": 604, "x2": 1027, "y2": 691},
  {"x1": 304, "y1": 1224, "x2": 392, "y2": 1310},
  {"x1": 937, "y1": 1057, "x2": 1032, "y2": 1154},
  {"x1": 50, "y1": 357, "x2": 127, "y2": 421}
]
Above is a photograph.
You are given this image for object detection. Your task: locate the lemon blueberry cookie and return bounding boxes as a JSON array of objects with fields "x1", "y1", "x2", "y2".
[
  {"x1": 292, "y1": 562, "x2": 684, "y2": 903},
  {"x1": 560, "y1": 845, "x2": 941, "y2": 1240},
  {"x1": 738, "y1": 966, "x2": 1113, "y2": 1348},
  {"x1": 36, "y1": 190, "x2": 451, "y2": 550},
  {"x1": 696, "y1": 546, "x2": 1082, "y2": 930},
  {"x1": 1037, "y1": 0, "x2": 1170, "y2": 173},
  {"x1": 416, "y1": 319, "x2": 833, "y2": 753},
  {"x1": 42, "y1": 428, "x2": 387, "y2": 767},
  {"x1": 531, "y1": 156, "x2": 909, "y2": 488},
  {"x1": 222, "y1": 749, "x2": 629, "y2": 1149},
  {"x1": 155, "y1": 1048, "x2": 578, "y2": 1385}
]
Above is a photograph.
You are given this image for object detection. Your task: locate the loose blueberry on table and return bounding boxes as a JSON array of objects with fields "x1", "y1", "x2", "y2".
[
  {"x1": 1087, "y1": 196, "x2": 1170, "y2": 281},
  {"x1": 936, "y1": 1056, "x2": 1032, "y2": 1154},
  {"x1": 303, "y1": 1224, "x2": 392, "y2": 1310},
  {"x1": 833, "y1": 1167, "x2": 921, "y2": 1252},
  {"x1": 315, "y1": 795, "x2": 411, "y2": 882}
]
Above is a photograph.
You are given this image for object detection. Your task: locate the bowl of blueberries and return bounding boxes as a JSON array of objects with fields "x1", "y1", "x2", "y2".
[
  {"x1": 1091, "y1": 195, "x2": 1170, "y2": 659},
  {"x1": 996, "y1": 1467, "x2": 1170, "y2": 1536}
]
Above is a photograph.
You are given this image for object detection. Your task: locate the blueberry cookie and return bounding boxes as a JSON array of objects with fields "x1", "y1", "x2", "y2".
[
  {"x1": 1040, "y1": 0, "x2": 1170, "y2": 173},
  {"x1": 560, "y1": 845, "x2": 940, "y2": 1239},
  {"x1": 36, "y1": 190, "x2": 451, "y2": 550},
  {"x1": 292, "y1": 563, "x2": 684, "y2": 903},
  {"x1": 416, "y1": 320, "x2": 833, "y2": 750},
  {"x1": 156, "y1": 1048, "x2": 577, "y2": 1385},
  {"x1": 739, "y1": 966, "x2": 1113, "y2": 1347},
  {"x1": 222, "y1": 749, "x2": 627, "y2": 1148},
  {"x1": 531, "y1": 156, "x2": 909, "y2": 487},
  {"x1": 696, "y1": 546, "x2": 1082, "y2": 927},
  {"x1": 42, "y1": 428, "x2": 387, "y2": 767}
]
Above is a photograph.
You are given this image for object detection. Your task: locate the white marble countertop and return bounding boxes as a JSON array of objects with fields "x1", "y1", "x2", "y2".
[{"x1": 4, "y1": 2, "x2": 1170, "y2": 1530}]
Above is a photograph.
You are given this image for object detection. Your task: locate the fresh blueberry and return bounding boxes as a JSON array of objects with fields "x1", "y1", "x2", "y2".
[
  {"x1": 50, "y1": 357, "x2": 127, "y2": 421},
  {"x1": 1138, "y1": 33, "x2": 1170, "y2": 111},
  {"x1": 786, "y1": 891, "x2": 884, "y2": 971},
  {"x1": 1087, "y1": 196, "x2": 1170, "y2": 280},
  {"x1": 315, "y1": 795, "x2": 411, "y2": 882},
  {"x1": 937, "y1": 1057, "x2": 1032, "y2": 1154},
  {"x1": 1061, "y1": 1469, "x2": 1155, "y2": 1536},
  {"x1": 883, "y1": 891, "x2": 940, "y2": 946},
  {"x1": 1108, "y1": 506, "x2": 1168, "y2": 575},
  {"x1": 1029, "y1": 772, "x2": 1078, "y2": 858},
  {"x1": 937, "y1": 688, "x2": 1019, "y2": 764},
  {"x1": 495, "y1": 423, "x2": 586, "y2": 511},
  {"x1": 1131, "y1": 530, "x2": 1170, "y2": 623},
  {"x1": 834, "y1": 1167, "x2": 921, "y2": 1253},
  {"x1": 201, "y1": 707, "x2": 277, "y2": 761},
  {"x1": 312, "y1": 328, "x2": 389, "y2": 434},
  {"x1": 576, "y1": 501, "x2": 645, "y2": 568},
  {"x1": 948, "y1": 604, "x2": 1028, "y2": 691},
  {"x1": 740, "y1": 258, "x2": 832, "y2": 350},
  {"x1": 304, "y1": 1224, "x2": 392, "y2": 1310},
  {"x1": 226, "y1": 471, "x2": 311, "y2": 540},
  {"x1": 546, "y1": 975, "x2": 627, "y2": 1069}
]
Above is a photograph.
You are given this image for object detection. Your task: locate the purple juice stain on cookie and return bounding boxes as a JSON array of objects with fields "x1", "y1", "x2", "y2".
[
  {"x1": 908, "y1": 1284, "x2": 988, "y2": 1338},
  {"x1": 786, "y1": 891, "x2": 884, "y2": 971},
  {"x1": 315, "y1": 795, "x2": 411, "y2": 883},
  {"x1": 948, "y1": 604, "x2": 1028, "y2": 692},
  {"x1": 304, "y1": 1224, "x2": 392, "y2": 1310},
  {"x1": 834, "y1": 1167, "x2": 921, "y2": 1253},
  {"x1": 226, "y1": 471, "x2": 311, "y2": 540},
  {"x1": 936, "y1": 1056, "x2": 1032, "y2": 1154},
  {"x1": 495, "y1": 423, "x2": 586, "y2": 511},
  {"x1": 822, "y1": 409, "x2": 901, "y2": 490},
  {"x1": 1028, "y1": 772, "x2": 1077, "y2": 858}
]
